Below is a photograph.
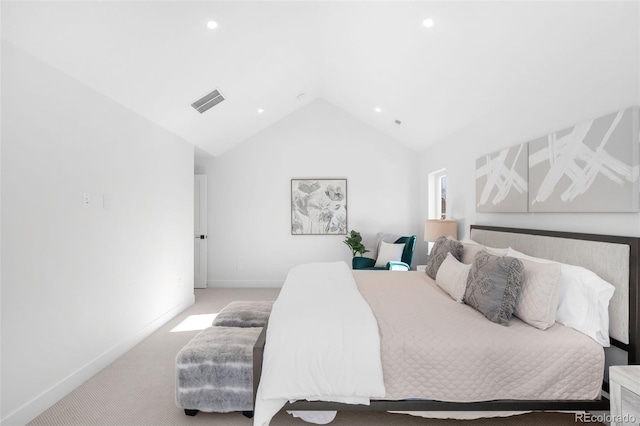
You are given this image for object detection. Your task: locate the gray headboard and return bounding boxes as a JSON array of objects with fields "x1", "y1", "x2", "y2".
[{"x1": 470, "y1": 225, "x2": 639, "y2": 365}]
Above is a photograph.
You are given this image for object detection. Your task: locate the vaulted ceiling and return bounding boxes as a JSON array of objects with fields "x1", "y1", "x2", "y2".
[{"x1": 2, "y1": 1, "x2": 638, "y2": 156}]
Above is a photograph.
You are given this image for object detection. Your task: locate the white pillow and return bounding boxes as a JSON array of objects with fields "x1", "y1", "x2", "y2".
[
  {"x1": 435, "y1": 253, "x2": 471, "y2": 303},
  {"x1": 507, "y1": 248, "x2": 615, "y2": 346},
  {"x1": 512, "y1": 258, "x2": 561, "y2": 330},
  {"x1": 374, "y1": 241, "x2": 405, "y2": 268},
  {"x1": 460, "y1": 238, "x2": 509, "y2": 259}
]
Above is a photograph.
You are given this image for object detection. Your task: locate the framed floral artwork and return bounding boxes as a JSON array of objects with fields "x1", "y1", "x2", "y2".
[{"x1": 291, "y1": 179, "x2": 347, "y2": 235}]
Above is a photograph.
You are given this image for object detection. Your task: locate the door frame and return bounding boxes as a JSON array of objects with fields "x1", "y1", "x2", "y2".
[{"x1": 194, "y1": 174, "x2": 207, "y2": 288}]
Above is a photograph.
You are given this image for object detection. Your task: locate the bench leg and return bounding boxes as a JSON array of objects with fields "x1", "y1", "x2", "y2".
[
  {"x1": 242, "y1": 411, "x2": 254, "y2": 419},
  {"x1": 184, "y1": 409, "x2": 199, "y2": 416}
]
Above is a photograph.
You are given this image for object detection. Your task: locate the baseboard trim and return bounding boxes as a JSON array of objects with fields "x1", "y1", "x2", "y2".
[
  {"x1": 1, "y1": 295, "x2": 195, "y2": 426},
  {"x1": 207, "y1": 280, "x2": 283, "y2": 288}
]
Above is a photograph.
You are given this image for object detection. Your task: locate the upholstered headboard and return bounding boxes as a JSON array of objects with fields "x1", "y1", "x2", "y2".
[{"x1": 470, "y1": 225, "x2": 639, "y2": 365}]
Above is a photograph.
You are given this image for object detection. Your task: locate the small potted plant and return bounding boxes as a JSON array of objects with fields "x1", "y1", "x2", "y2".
[{"x1": 344, "y1": 230, "x2": 369, "y2": 268}]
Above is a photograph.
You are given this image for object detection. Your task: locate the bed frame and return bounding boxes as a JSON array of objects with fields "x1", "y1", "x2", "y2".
[{"x1": 253, "y1": 225, "x2": 640, "y2": 413}]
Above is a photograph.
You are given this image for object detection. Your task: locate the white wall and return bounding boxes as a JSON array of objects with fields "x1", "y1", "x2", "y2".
[
  {"x1": 415, "y1": 2, "x2": 640, "y2": 254},
  {"x1": 419, "y1": 104, "x2": 640, "y2": 241},
  {"x1": 195, "y1": 99, "x2": 420, "y2": 287},
  {"x1": 1, "y1": 42, "x2": 195, "y2": 424},
  {"x1": 418, "y1": 0, "x2": 640, "y2": 241}
]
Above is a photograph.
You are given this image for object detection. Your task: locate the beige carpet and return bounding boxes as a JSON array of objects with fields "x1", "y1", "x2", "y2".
[{"x1": 29, "y1": 288, "x2": 601, "y2": 426}]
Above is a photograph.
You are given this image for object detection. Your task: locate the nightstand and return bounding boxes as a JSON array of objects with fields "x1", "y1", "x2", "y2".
[
  {"x1": 610, "y1": 365, "x2": 640, "y2": 425},
  {"x1": 416, "y1": 265, "x2": 427, "y2": 273}
]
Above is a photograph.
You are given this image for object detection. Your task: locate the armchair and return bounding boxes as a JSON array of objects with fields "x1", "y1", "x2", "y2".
[{"x1": 352, "y1": 235, "x2": 417, "y2": 271}]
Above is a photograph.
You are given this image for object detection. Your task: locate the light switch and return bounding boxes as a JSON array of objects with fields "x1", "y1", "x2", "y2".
[{"x1": 83, "y1": 193, "x2": 90, "y2": 208}]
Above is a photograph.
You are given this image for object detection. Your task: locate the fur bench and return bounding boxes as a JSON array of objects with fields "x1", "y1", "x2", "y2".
[
  {"x1": 175, "y1": 326, "x2": 262, "y2": 418},
  {"x1": 211, "y1": 300, "x2": 273, "y2": 328},
  {"x1": 174, "y1": 301, "x2": 273, "y2": 418}
]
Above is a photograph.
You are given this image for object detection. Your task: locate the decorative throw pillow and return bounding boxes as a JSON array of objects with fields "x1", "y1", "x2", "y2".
[
  {"x1": 425, "y1": 236, "x2": 463, "y2": 279},
  {"x1": 464, "y1": 251, "x2": 524, "y2": 326},
  {"x1": 512, "y1": 258, "x2": 561, "y2": 330},
  {"x1": 507, "y1": 248, "x2": 614, "y2": 346},
  {"x1": 374, "y1": 241, "x2": 405, "y2": 268},
  {"x1": 460, "y1": 242, "x2": 486, "y2": 265},
  {"x1": 435, "y1": 253, "x2": 472, "y2": 303}
]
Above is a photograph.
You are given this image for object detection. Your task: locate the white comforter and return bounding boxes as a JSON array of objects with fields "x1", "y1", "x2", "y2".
[{"x1": 253, "y1": 262, "x2": 386, "y2": 426}]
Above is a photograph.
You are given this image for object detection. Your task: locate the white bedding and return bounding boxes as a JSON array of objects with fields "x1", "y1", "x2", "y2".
[
  {"x1": 254, "y1": 263, "x2": 604, "y2": 425},
  {"x1": 253, "y1": 262, "x2": 385, "y2": 426}
]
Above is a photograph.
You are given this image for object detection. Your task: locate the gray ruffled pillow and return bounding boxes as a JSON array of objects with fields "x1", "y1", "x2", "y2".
[
  {"x1": 425, "y1": 236, "x2": 463, "y2": 279},
  {"x1": 464, "y1": 251, "x2": 524, "y2": 326}
]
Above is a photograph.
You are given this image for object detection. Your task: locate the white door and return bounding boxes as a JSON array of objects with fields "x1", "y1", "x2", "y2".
[{"x1": 194, "y1": 175, "x2": 207, "y2": 288}]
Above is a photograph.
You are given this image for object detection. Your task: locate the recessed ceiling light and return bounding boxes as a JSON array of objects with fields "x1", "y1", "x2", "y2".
[
  {"x1": 422, "y1": 18, "x2": 434, "y2": 28},
  {"x1": 374, "y1": 107, "x2": 382, "y2": 113},
  {"x1": 257, "y1": 108, "x2": 265, "y2": 114},
  {"x1": 207, "y1": 21, "x2": 218, "y2": 29}
]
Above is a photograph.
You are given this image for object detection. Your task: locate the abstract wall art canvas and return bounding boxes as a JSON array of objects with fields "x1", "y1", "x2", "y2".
[
  {"x1": 529, "y1": 107, "x2": 639, "y2": 212},
  {"x1": 476, "y1": 143, "x2": 528, "y2": 212},
  {"x1": 291, "y1": 179, "x2": 347, "y2": 235}
]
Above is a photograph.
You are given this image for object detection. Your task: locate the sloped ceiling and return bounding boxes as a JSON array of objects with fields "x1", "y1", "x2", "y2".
[{"x1": 2, "y1": 1, "x2": 638, "y2": 156}]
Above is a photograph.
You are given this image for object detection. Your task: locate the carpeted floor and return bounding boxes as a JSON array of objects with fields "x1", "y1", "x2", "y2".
[{"x1": 28, "y1": 288, "x2": 602, "y2": 425}]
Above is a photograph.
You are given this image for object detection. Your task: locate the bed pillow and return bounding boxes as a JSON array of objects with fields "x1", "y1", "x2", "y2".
[
  {"x1": 374, "y1": 241, "x2": 405, "y2": 268},
  {"x1": 512, "y1": 258, "x2": 561, "y2": 330},
  {"x1": 425, "y1": 236, "x2": 463, "y2": 279},
  {"x1": 486, "y1": 247, "x2": 509, "y2": 256},
  {"x1": 460, "y1": 241, "x2": 486, "y2": 264},
  {"x1": 507, "y1": 248, "x2": 614, "y2": 346},
  {"x1": 464, "y1": 251, "x2": 524, "y2": 326},
  {"x1": 435, "y1": 253, "x2": 472, "y2": 303},
  {"x1": 460, "y1": 239, "x2": 508, "y2": 262}
]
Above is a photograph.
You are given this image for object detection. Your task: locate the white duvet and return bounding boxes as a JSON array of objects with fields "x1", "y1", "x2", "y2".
[{"x1": 253, "y1": 262, "x2": 385, "y2": 426}]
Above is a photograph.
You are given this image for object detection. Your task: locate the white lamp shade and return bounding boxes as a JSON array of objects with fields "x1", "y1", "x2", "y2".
[{"x1": 424, "y1": 219, "x2": 457, "y2": 242}]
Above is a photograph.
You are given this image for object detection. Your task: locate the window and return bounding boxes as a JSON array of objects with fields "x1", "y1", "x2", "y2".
[
  {"x1": 428, "y1": 168, "x2": 447, "y2": 219},
  {"x1": 439, "y1": 175, "x2": 447, "y2": 219}
]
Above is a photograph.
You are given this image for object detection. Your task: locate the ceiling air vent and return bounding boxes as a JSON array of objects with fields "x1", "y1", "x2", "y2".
[{"x1": 191, "y1": 88, "x2": 225, "y2": 114}]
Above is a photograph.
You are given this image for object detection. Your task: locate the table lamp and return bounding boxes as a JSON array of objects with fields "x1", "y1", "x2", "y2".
[{"x1": 424, "y1": 219, "x2": 458, "y2": 245}]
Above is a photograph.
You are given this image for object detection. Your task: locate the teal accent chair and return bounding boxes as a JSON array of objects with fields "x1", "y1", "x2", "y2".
[{"x1": 352, "y1": 235, "x2": 417, "y2": 271}]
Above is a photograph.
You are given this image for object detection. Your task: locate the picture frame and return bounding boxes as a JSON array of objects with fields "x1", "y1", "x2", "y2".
[
  {"x1": 475, "y1": 143, "x2": 529, "y2": 213},
  {"x1": 528, "y1": 106, "x2": 639, "y2": 212},
  {"x1": 291, "y1": 178, "x2": 347, "y2": 235}
]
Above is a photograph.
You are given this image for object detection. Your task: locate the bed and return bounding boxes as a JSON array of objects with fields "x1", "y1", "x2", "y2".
[{"x1": 252, "y1": 225, "x2": 640, "y2": 424}]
